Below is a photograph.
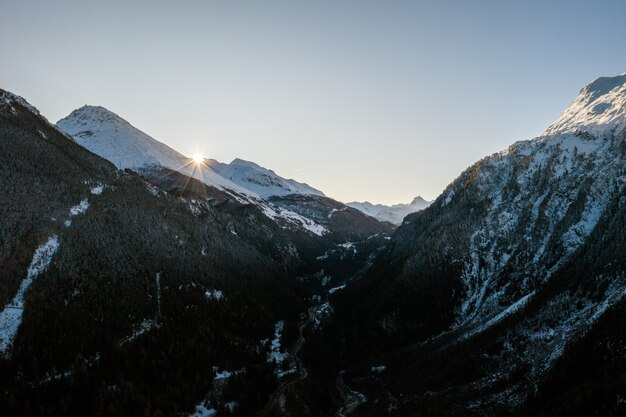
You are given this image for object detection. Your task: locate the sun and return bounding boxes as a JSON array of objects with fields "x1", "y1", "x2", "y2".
[{"x1": 192, "y1": 153, "x2": 204, "y2": 165}]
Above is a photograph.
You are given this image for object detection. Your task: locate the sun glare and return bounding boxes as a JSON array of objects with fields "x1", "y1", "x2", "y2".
[{"x1": 192, "y1": 153, "x2": 204, "y2": 165}]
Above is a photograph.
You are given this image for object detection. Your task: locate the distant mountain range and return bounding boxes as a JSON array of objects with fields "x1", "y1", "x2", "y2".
[{"x1": 347, "y1": 196, "x2": 431, "y2": 225}]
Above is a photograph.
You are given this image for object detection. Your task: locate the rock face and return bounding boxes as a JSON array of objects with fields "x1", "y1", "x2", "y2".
[{"x1": 335, "y1": 74, "x2": 626, "y2": 415}]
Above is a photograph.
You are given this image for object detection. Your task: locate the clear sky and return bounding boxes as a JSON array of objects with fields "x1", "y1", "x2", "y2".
[{"x1": 1, "y1": 0, "x2": 625, "y2": 204}]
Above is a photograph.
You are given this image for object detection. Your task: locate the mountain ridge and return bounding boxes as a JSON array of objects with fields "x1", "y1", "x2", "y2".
[
  {"x1": 332, "y1": 72, "x2": 626, "y2": 415},
  {"x1": 347, "y1": 195, "x2": 431, "y2": 225}
]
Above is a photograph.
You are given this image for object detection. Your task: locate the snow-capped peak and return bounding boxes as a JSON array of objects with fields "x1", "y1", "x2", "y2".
[
  {"x1": 56, "y1": 105, "x2": 332, "y2": 235},
  {"x1": 347, "y1": 196, "x2": 431, "y2": 225},
  {"x1": 543, "y1": 73, "x2": 626, "y2": 137},
  {"x1": 209, "y1": 157, "x2": 324, "y2": 198},
  {"x1": 410, "y1": 196, "x2": 428, "y2": 205},
  {"x1": 56, "y1": 106, "x2": 252, "y2": 194}
]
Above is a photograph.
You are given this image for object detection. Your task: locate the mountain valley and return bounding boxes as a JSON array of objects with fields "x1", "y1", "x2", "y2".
[{"x1": 1, "y1": 72, "x2": 626, "y2": 417}]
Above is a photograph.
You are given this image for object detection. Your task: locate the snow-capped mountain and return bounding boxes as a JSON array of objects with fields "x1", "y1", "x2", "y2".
[
  {"x1": 56, "y1": 106, "x2": 249, "y2": 195},
  {"x1": 56, "y1": 105, "x2": 389, "y2": 239},
  {"x1": 208, "y1": 158, "x2": 324, "y2": 198},
  {"x1": 347, "y1": 196, "x2": 431, "y2": 225},
  {"x1": 337, "y1": 73, "x2": 626, "y2": 414},
  {"x1": 543, "y1": 73, "x2": 626, "y2": 137},
  {"x1": 3, "y1": 71, "x2": 626, "y2": 417},
  {"x1": 57, "y1": 106, "x2": 324, "y2": 200},
  {"x1": 0, "y1": 89, "x2": 326, "y2": 415}
]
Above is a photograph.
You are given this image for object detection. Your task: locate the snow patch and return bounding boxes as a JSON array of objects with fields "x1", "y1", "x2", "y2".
[
  {"x1": 205, "y1": 290, "x2": 224, "y2": 301},
  {"x1": 267, "y1": 320, "x2": 288, "y2": 368},
  {"x1": 0, "y1": 236, "x2": 60, "y2": 356},
  {"x1": 260, "y1": 203, "x2": 327, "y2": 236},
  {"x1": 329, "y1": 284, "x2": 346, "y2": 294},
  {"x1": 188, "y1": 402, "x2": 217, "y2": 417},
  {"x1": 90, "y1": 184, "x2": 104, "y2": 195}
]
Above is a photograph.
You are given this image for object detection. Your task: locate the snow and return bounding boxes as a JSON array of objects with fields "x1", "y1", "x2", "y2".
[
  {"x1": 56, "y1": 105, "x2": 332, "y2": 236},
  {"x1": 188, "y1": 403, "x2": 217, "y2": 417},
  {"x1": 213, "y1": 370, "x2": 233, "y2": 380},
  {"x1": 347, "y1": 196, "x2": 431, "y2": 225},
  {"x1": 186, "y1": 199, "x2": 202, "y2": 216},
  {"x1": 119, "y1": 319, "x2": 157, "y2": 345},
  {"x1": 56, "y1": 106, "x2": 253, "y2": 196},
  {"x1": 260, "y1": 203, "x2": 328, "y2": 236},
  {"x1": 90, "y1": 184, "x2": 104, "y2": 195},
  {"x1": 64, "y1": 198, "x2": 90, "y2": 227},
  {"x1": 461, "y1": 291, "x2": 535, "y2": 341},
  {"x1": 329, "y1": 284, "x2": 346, "y2": 294},
  {"x1": 543, "y1": 73, "x2": 626, "y2": 137},
  {"x1": 0, "y1": 90, "x2": 41, "y2": 116},
  {"x1": 205, "y1": 290, "x2": 224, "y2": 301},
  {"x1": 213, "y1": 367, "x2": 245, "y2": 381},
  {"x1": 453, "y1": 124, "x2": 621, "y2": 329},
  {"x1": 267, "y1": 320, "x2": 288, "y2": 367},
  {"x1": 442, "y1": 189, "x2": 455, "y2": 206},
  {"x1": 209, "y1": 158, "x2": 325, "y2": 198},
  {"x1": 420, "y1": 73, "x2": 626, "y2": 408},
  {"x1": 69, "y1": 199, "x2": 90, "y2": 216},
  {"x1": 371, "y1": 365, "x2": 386, "y2": 373},
  {"x1": 338, "y1": 242, "x2": 357, "y2": 254},
  {"x1": 0, "y1": 235, "x2": 60, "y2": 356},
  {"x1": 146, "y1": 183, "x2": 161, "y2": 197}
]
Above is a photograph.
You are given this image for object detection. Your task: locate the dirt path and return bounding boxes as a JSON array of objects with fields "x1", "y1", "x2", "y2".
[{"x1": 334, "y1": 371, "x2": 367, "y2": 417}]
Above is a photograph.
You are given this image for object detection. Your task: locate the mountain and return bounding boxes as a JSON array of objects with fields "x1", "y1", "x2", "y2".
[
  {"x1": 56, "y1": 105, "x2": 249, "y2": 195},
  {"x1": 3, "y1": 72, "x2": 625, "y2": 417},
  {"x1": 0, "y1": 88, "x2": 397, "y2": 417},
  {"x1": 208, "y1": 158, "x2": 324, "y2": 198},
  {"x1": 56, "y1": 106, "x2": 389, "y2": 242},
  {"x1": 56, "y1": 106, "x2": 323, "y2": 199},
  {"x1": 0, "y1": 89, "x2": 312, "y2": 416},
  {"x1": 331, "y1": 73, "x2": 626, "y2": 415},
  {"x1": 347, "y1": 196, "x2": 431, "y2": 225}
]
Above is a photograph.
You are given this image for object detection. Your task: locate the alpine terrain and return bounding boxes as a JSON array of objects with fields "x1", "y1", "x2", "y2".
[{"x1": 1, "y1": 72, "x2": 625, "y2": 417}]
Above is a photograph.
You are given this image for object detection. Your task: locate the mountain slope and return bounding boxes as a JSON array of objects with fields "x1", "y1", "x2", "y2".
[
  {"x1": 56, "y1": 106, "x2": 249, "y2": 194},
  {"x1": 209, "y1": 158, "x2": 324, "y2": 198},
  {"x1": 332, "y1": 73, "x2": 626, "y2": 415},
  {"x1": 0, "y1": 90, "x2": 308, "y2": 417},
  {"x1": 56, "y1": 105, "x2": 392, "y2": 244},
  {"x1": 347, "y1": 196, "x2": 431, "y2": 225}
]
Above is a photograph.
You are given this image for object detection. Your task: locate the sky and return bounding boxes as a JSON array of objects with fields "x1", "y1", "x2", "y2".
[{"x1": 1, "y1": 0, "x2": 626, "y2": 204}]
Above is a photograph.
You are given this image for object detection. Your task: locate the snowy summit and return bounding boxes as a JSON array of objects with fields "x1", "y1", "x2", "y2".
[{"x1": 543, "y1": 73, "x2": 626, "y2": 137}]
